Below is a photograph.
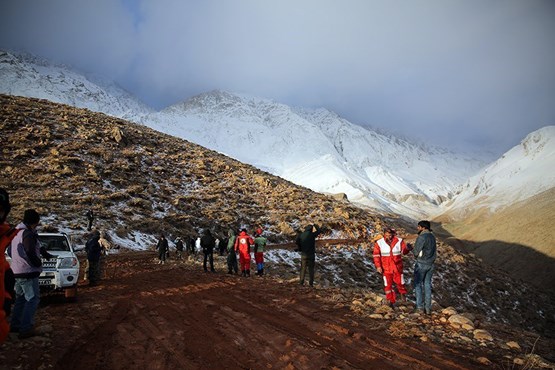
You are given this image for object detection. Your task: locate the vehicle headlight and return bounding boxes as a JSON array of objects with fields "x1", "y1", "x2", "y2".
[{"x1": 58, "y1": 257, "x2": 78, "y2": 268}]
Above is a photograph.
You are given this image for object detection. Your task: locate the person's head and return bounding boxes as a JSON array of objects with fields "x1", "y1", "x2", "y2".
[
  {"x1": 383, "y1": 227, "x2": 396, "y2": 240},
  {"x1": 204, "y1": 229, "x2": 212, "y2": 236},
  {"x1": 417, "y1": 220, "x2": 431, "y2": 233},
  {"x1": 0, "y1": 188, "x2": 11, "y2": 223},
  {"x1": 255, "y1": 228, "x2": 263, "y2": 236},
  {"x1": 304, "y1": 224, "x2": 313, "y2": 232},
  {"x1": 23, "y1": 209, "x2": 40, "y2": 229},
  {"x1": 241, "y1": 228, "x2": 247, "y2": 233}
]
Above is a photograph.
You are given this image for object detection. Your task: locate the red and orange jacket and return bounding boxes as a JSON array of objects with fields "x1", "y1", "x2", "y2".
[
  {"x1": 373, "y1": 236, "x2": 411, "y2": 274},
  {"x1": 1, "y1": 222, "x2": 19, "y2": 344},
  {"x1": 234, "y1": 231, "x2": 254, "y2": 257}
]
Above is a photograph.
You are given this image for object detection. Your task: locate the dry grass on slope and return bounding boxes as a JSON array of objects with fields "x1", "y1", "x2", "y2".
[
  {"x1": 440, "y1": 187, "x2": 555, "y2": 292},
  {"x1": 0, "y1": 94, "x2": 386, "y2": 244}
]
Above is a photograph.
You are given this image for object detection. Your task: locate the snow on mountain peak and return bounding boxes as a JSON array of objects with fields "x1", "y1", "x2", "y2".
[{"x1": 441, "y1": 125, "x2": 555, "y2": 218}]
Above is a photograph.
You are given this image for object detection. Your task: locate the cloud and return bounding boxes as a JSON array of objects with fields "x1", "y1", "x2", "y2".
[{"x1": 1, "y1": 0, "x2": 554, "y2": 155}]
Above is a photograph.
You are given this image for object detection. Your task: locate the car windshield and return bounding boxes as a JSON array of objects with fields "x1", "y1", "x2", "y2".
[{"x1": 39, "y1": 235, "x2": 70, "y2": 252}]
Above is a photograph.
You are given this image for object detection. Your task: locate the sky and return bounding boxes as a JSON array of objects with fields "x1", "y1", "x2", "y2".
[{"x1": 1, "y1": 0, "x2": 554, "y2": 155}]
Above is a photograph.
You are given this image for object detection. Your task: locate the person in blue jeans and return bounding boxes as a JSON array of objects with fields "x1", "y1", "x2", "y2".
[
  {"x1": 411, "y1": 220, "x2": 437, "y2": 315},
  {"x1": 9, "y1": 209, "x2": 54, "y2": 339}
]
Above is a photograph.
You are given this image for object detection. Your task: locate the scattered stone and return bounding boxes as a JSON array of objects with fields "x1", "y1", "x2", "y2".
[
  {"x1": 473, "y1": 329, "x2": 493, "y2": 342},
  {"x1": 448, "y1": 314, "x2": 475, "y2": 329},
  {"x1": 477, "y1": 357, "x2": 492, "y2": 365},
  {"x1": 513, "y1": 357, "x2": 525, "y2": 366},
  {"x1": 368, "y1": 314, "x2": 383, "y2": 319},
  {"x1": 506, "y1": 341, "x2": 521, "y2": 350},
  {"x1": 442, "y1": 307, "x2": 457, "y2": 316}
]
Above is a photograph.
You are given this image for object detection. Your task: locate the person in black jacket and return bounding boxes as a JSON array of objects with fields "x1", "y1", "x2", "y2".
[
  {"x1": 201, "y1": 230, "x2": 216, "y2": 272},
  {"x1": 295, "y1": 224, "x2": 321, "y2": 287},
  {"x1": 156, "y1": 234, "x2": 169, "y2": 265},
  {"x1": 175, "y1": 237, "x2": 184, "y2": 260},
  {"x1": 85, "y1": 230, "x2": 102, "y2": 286}
]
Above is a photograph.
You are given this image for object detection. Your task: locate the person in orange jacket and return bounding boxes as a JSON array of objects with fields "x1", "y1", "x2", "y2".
[
  {"x1": 1, "y1": 188, "x2": 19, "y2": 344},
  {"x1": 373, "y1": 227, "x2": 412, "y2": 307},
  {"x1": 234, "y1": 229, "x2": 254, "y2": 277}
]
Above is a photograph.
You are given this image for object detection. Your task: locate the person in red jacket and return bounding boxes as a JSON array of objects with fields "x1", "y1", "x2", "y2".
[
  {"x1": 1, "y1": 188, "x2": 18, "y2": 343},
  {"x1": 373, "y1": 227, "x2": 412, "y2": 307},
  {"x1": 234, "y1": 229, "x2": 254, "y2": 277}
]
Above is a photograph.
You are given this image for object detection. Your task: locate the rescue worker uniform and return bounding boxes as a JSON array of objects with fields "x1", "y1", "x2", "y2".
[
  {"x1": 373, "y1": 232, "x2": 411, "y2": 305},
  {"x1": 234, "y1": 230, "x2": 254, "y2": 277}
]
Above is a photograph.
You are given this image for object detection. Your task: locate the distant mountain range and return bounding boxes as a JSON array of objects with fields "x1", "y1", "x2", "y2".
[{"x1": 2, "y1": 49, "x2": 553, "y2": 221}]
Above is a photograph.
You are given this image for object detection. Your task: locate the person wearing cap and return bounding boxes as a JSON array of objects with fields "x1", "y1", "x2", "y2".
[
  {"x1": 0, "y1": 188, "x2": 18, "y2": 343},
  {"x1": 372, "y1": 227, "x2": 412, "y2": 307},
  {"x1": 412, "y1": 220, "x2": 437, "y2": 315},
  {"x1": 295, "y1": 224, "x2": 321, "y2": 287},
  {"x1": 9, "y1": 209, "x2": 55, "y2": 339},
  {"x1": 253, "y1": 228, "x2": 267, "y2": 276}
]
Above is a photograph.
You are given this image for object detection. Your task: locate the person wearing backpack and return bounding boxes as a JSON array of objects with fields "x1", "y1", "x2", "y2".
[{"x1": 411, "y1": 220, "x2": 437, "y2": 315}]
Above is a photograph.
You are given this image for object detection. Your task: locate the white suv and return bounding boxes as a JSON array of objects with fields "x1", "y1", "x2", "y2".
[{"x1": 37, "y1": 233, "x2": 80, "y2": 299}]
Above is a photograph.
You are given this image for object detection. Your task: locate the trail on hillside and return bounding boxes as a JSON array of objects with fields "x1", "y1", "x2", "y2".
[{"x1": 2, "y1": 251, "x2": 486, "y2": 370}]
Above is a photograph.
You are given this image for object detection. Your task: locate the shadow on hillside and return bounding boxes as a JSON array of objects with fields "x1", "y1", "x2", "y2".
[{"x1": 433, "y1": 222, "x2": 555, "y2": 298}]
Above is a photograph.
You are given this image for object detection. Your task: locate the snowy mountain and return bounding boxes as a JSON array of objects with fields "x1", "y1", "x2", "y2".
[
  {"x1": 1, "y1": 49, "x2": 486, "y2": 218},
  {"x1": 144, "y1": 90, "x2": 485, "y2": 218},
  {"x1": 439, "y1": 126, "x2": 555, "y2": 220},
  {"x1": 0, "y1": 50, "x2": 152, "y2": 121}
]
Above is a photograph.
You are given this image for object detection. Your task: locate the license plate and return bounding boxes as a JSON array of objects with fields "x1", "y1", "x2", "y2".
[{"x1": 39, "y1": 279, "x2": 52, "y2": 286}]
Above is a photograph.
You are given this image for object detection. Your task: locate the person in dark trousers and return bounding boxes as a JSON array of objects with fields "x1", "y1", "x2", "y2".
[
  {"x1": 175, "y1": 237, "x2": 184, "y2": 259},
  {"x1": 188, "y1": 237, "x2": 196, "y2": 255},
  {"x1": 201, "y1": 230, "x2": 216, "y2": 272},
  {"x1": 253, "y1": 228, "x2": 267, "y2": 276},
  {"x1": 295, "y1": 224, "x2": 321, "y2": 287},
  {"x1": 411, "y1": 220, "x2": 437, "y2": 315},
  {"x1": 86, "y1": 209, "x2": 94, "y2": 231},
  {"x1": 219, "y1": 236, "x2": 227, "y2": 256},
  {"x1": 85, "y1": 230, "x2": 103, "y2": 286},
  {"x1": 226, "y1": 229, "x2": 238, "y2": 274},
  {"x1": 156, "y1": 235, "x2": 169, "y2": 264},
  {"x1": 9, "y1": 209, "x2": 55, "y2": 339}
]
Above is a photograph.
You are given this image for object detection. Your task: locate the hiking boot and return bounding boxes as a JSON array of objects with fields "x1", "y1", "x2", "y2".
[
  {"x1": 18, "y1": 329, "x2": 39, "y2": 339},
  {"x1": 425, "y1": 309, "x2": 432, "y2": 315}
]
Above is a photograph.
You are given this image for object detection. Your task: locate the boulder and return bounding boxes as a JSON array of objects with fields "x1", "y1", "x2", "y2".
[{"x1": 448, "y1": 314, "x2": 475, "y2": 329}]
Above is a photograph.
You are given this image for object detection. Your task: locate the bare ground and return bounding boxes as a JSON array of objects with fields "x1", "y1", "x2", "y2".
[{"x1": 1, "y1": 251, "x2": 496, "y2": 370}]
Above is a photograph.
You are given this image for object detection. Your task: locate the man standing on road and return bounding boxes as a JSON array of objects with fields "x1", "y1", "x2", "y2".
[
  {"x1": 201, "y1": 230, "x2": 216, "y2": 272},
  {"x1": 295, "y1": 224, "x2": 321, "y2": 287},
  {"x1": 411, "y1": 220, "x2": 437, "y2": 315},
  {"x1": 226, "y1": 229, "x2": 238, "y2": 274},
  {"x1": 253, "y1": 228, "x2": 267, "y2": 276},
  {"x1": 85, "y1": 230, "x2": 103, "y2": 285},
  {"x1": 9, "y1": 209, "x2": 55, "y2": 339},
  {"x1": 235, "y1": 229, "x2": 254, "y2": 277},
  {"x1": 373, "y1": 227, "x2": 412, "y2": 307},
  {"x1": 156, "y1": 234, "x2": 169, "y2": 265}
]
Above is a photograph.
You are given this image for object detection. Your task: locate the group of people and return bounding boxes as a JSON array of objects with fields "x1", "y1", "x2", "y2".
[
  {"x1": 0, "y1": 182, "x2": 437, "y2": 346},
  {"x1": 154, "y1": 220, "x2": 437, "y2": 315},
  {"x1": 372, "y1": 221, "x2": 437, "y2": 314},
  {"x1": 155, "y1": 227, "x2": 269, "y2": 277}
]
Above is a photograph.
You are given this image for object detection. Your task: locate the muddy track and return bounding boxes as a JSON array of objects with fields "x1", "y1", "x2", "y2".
[{"x1": 2, "y1": 251, "x2": 484, "y2": 369}]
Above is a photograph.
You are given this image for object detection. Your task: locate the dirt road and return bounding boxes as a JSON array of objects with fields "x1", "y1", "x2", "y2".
[{"x1": 1, "y1": 251, "x2": 486, "y2": 369}]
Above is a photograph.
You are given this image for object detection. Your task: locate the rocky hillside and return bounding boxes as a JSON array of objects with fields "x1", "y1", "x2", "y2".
[
  {"x1": 0, "y1": 94, "x2": 385, "y2": 245},
  {"x1": 2, "y1": 94, "x2": 555, "y2": 353}
]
